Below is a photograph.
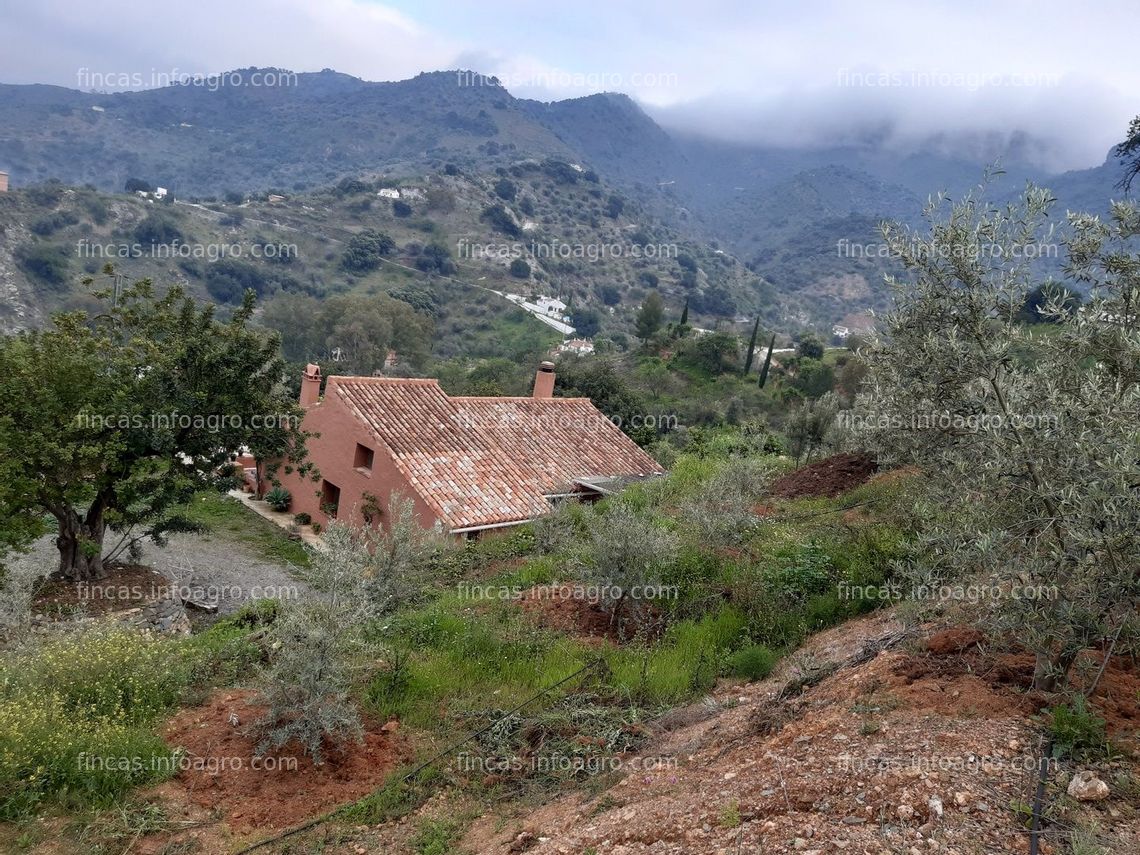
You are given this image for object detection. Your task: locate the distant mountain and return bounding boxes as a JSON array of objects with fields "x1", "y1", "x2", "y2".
[
  {"x1": 0, "y1": 68, "x2": 1129, "y2": 331},
  {"x1": 0, "y1": 70, "x2": 577, "y2": 194}
]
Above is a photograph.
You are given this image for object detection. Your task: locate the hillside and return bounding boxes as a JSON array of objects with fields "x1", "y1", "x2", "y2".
[
  {"x1": 0, "y1": 163, "x2": 768, "y2": 355},
  {"x1": 0, "y1": 69, "x2": 1127, "y2": 331}
]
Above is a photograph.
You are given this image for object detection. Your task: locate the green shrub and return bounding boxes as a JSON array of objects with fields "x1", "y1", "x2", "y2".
[
  {"x1": 766, "y1": 542, "x2": 833, "y2": 599},
  {"x1": 341, "y1": 228, "x2": 395, "y2": 272},
  {"x1": 412, "y1": 818, "x2": 462, "y2": 855},
  {"x1": 264, "y1": 486, "x2": 291, "y2": 512},
  {"x1": 578, "y1": 502, "x2": 678, "y2": 630},
  {"x1": 15, "y1": 243, "x2": 70, "y2": 288},
  {"x1": 1050, "y1": 696, "x2": 1112, "y2": 761},
  {"x1": 293, "y1": 511, "x2": 312, "y2": 526},
  {"x1": 727, "y1": 644, "x2": 779, "y2": 681},
  {"x1": 133, "y1": 213, "x2": 183, "y2": 246}
]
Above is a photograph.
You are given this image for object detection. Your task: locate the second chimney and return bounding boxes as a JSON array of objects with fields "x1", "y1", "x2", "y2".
[
  {"x1": 300, "y1": 363, "x2": 322, "y2": 407},
  {"x1": 532, "y1": 361, "x2": 555, "y2": 398}
]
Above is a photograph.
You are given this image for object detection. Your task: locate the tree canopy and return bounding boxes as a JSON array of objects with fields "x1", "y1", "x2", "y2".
[
  {"x1": 854, "y1": 185, "x2": 1140, "y2": 691},
  {"x1": 0, "y1": 274, "x2": 309, "y2": 581},
  {"x1": 635, "y1": 292, "x2": 664, "y2": 340}
]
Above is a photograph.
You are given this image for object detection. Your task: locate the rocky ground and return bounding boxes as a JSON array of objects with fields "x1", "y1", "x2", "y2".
[{"x1": 284, "y1": 611, "x2": 1136, "y2": 855}]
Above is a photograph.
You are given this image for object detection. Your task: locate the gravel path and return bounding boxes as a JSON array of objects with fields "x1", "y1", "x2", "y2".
[{"x1": 17, "y1": 527, "x2": 310, "y2": 619}]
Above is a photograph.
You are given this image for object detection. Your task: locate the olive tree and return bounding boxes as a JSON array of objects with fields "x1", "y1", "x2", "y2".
[
  {"x1": 255, "y1": 522, "x2": 374, "y2": 763},
  {"x1": 852, "y1": 183, "x2": 1139, "y2": 691},
  {"x1": 255, "y1": 503, "x2": 448, "y2": 761},
  {"x1": 0, "y1": 274, "x2": 310, "y2": 581},
  {"x1": 578, "y1": 501, "x2": 678, "y2": 630}
]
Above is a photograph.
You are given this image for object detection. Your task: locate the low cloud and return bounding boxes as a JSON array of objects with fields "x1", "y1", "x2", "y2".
[{"x1": 648, "y1": 73, "x2": 1129, "y2": 172}]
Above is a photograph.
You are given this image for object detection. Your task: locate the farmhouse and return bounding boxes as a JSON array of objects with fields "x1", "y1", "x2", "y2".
[
  {"x1": 270, "y1": 362, "x2": 663, "y2": 535},
  {"x1": 556, "y1": 338, "x2": 595, "y2": 356}
]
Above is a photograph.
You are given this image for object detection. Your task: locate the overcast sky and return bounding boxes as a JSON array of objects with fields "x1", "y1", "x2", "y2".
[{"x1": 2, "y1": 0, "x2": 1135, "y2": 171}]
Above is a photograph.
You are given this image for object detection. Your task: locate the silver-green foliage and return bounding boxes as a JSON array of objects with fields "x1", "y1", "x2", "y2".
[
  {"x1": 576, "y1": 501, "x2": 678, "y2": 626},
  {"x1": 254, "y1": 522, "x2": 377, "y2": 763},
  {"x1": 363, "y1": 492, "x2": 450, "y2": 614},
  {"x1": 853, "y1": 182, "x2": 1140, "y2": 689},
  {"x1": 678, "y1": 456, "x2": 778, "y2": 547},
  {"x1": 255, "y1": 494, "x2": 451, "y2": 760},
  {"x1": 786, "y1": 391, "x2": 842, "y2": 463}
]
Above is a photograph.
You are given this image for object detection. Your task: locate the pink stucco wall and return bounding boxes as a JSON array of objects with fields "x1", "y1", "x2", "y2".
[{"x1": 274, "y1": 384, "x2": 442, "y2": 533}]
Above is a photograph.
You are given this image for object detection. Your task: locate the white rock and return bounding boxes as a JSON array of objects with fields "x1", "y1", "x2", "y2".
[
  {"x1": 897, "y1": 804, "x2": 915, "y2": 821},
  {"x1": 1067, "y1": 770, "x2": 1110, "y2": 801},
  {"x1": 927, "y1": 795, "x2": 944, "y2": 819}
]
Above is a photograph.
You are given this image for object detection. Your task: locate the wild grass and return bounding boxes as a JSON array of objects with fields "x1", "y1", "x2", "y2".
[
  {"x1": 0, "y1": 604, "x2": 271, "y2": 818},
  {"x1": 179, "y1": 491, "x2": 311, "y2": 567}
]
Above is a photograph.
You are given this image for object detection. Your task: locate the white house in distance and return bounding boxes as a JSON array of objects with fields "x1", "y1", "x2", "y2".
[
  {"x1": 497, "y1": 292, "x2": 576, "y2": 335},
  {"x1": 557, "y1": 338, "x2": 595, "y2": 356},
  {"x1": 533, "y1": 296, "x2": 569, "y2": 321},
  {"x1": 832, "y1": 324, "x2": 850, "y2": 340},
  {"x1": 377, "y1": 188, "x2": 401, "y2": 199}
]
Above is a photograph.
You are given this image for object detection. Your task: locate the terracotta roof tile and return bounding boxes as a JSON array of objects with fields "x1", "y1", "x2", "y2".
[{"x1": 328, "y1": 377, "x2": 663, "y2": 530}]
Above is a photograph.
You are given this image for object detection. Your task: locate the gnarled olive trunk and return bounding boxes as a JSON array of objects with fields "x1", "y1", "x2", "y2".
[{"x1": 54, "y1": 505, "x2": 108, "y2": 582}]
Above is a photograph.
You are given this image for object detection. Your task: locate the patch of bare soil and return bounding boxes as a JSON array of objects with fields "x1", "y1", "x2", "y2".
[
  {"x1": 210, "y1": 611, "x2": 1137, "y2": 854},
  {"x1": 1078, "y1": 651, "x2": 1140, "y2": 751},
  {"x1": 518, "y1": 584, "x2": 660, "y2": 643},
  {"x1": 33, "y1": 563, "x2": 170, "y2": 618},
  {"x1": 770, "y1": 453, "x2": 878, "y2": 500},
  {"x1": 437, "y1": 612, "x2": 1139, "y2": 855},
  {"x1": 145, "y1": 689, "x2": 408, "y2": 840}
]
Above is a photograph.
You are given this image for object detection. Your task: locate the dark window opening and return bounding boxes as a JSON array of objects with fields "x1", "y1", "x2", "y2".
[
  {"x1": 321, "y1": 480, "x2": 341, "y2": 518},
  {"x1": 354, "y1": 443, "x2": 375, "y2": 473}
]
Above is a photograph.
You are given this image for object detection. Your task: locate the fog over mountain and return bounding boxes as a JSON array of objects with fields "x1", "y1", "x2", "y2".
[{"x1": 3, "y1": 0, "x2": 1136, "y2": 173}]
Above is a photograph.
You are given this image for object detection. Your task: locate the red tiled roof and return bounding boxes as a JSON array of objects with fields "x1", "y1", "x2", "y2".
[{"x1": 328, "y1": 377, "x2": 663, "y2": 530}]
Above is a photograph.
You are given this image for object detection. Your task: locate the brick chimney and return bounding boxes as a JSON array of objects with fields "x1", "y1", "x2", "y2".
[
  {"x1": 532, "y1": 361, "x2": 555, "y2": 398},
  {"x1": 300, "y1": 363, "x2": 322, "y2": 407}
]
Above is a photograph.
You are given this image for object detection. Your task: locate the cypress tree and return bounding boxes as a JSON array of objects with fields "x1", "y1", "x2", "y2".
[
  {"x1": 679, "y1": 298, "x2": 689, "y2": 326},
  {"x1": 758, "y1": 333, "x2": 776, "y2": 388},
  {"x1": 743, "y1": 317, "x2": 760, "y2": 374}
]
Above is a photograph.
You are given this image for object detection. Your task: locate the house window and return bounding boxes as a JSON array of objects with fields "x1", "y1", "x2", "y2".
[
  {"x1": 353, "y1": 443, "x2": 375, "y2": 474},
  {"x1": 320, "y1": 480, "x2": 341, "y2": 518}
]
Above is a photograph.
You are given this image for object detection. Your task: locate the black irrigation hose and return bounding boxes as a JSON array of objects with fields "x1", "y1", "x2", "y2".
[
  {"x1": 233, "y1": 657, "x2": 604, "y2": 854},
  {"x1": 1028, "y1": 736, "x2": 1054, "y2": 855}
]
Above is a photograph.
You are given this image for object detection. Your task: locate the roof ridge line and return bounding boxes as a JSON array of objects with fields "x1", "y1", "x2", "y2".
[
  {"x1": 329, "y1": 376, "x2": 442, "y2": 386},
  {"x1": 451, "y1": 396, "x2": 590, "y2": 402}
]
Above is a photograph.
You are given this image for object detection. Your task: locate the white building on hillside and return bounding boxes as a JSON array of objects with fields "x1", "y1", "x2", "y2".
[
  {"x1": 558, "y1": 338, "x2": 595, "y2": 356},
  {"x1": 534, "y1": 296, "x2": 568, "y2": 320}
]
